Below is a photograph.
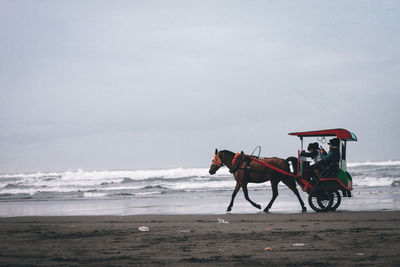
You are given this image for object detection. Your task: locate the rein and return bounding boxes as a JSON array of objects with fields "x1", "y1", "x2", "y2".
[
  {"x1": 249, "y1": 156, "x2": 296, "y2": 177},
  {"x1": 213, "y1": 151, "x2": 296, "y2": 178},
  {"x1": 231, "y1": 152, "x2": 296, "y2": 177}
]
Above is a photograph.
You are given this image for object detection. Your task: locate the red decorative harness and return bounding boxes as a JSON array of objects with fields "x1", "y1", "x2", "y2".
[
  {"x1": 232, "y1": 152, "x2": 241, "y2": 167},
  {"x1": 212, "y1": 154, "x2": 222, "y2": 167}
]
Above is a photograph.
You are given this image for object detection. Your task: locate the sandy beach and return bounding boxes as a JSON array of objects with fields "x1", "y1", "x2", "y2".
[{"x1": 0, "y1": 211, "x2": 399, "y2": 266}]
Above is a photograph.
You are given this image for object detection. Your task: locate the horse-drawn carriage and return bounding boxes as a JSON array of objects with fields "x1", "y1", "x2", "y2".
[{"x1": 209, "y1": 128, "x2": 357, "y2": 212}]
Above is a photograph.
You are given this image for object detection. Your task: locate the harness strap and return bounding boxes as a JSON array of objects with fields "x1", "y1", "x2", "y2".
[
  {"x1": 230, "y1": 151, "x2": 244, "y2": 174},
  {"x1": 247, "y1": 156, "x2": 296, "y2": 177},
  {"x1": 230, "y1": 152, "x2": 296, "y2": 178},
  {"x1": 231, "y1": 152, "x2": 241, "y2": 167}
]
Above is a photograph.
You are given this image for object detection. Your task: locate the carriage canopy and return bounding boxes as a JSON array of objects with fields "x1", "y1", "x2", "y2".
[{"x1": 288, "y1": 128, "x2": 357, "y2": 141}]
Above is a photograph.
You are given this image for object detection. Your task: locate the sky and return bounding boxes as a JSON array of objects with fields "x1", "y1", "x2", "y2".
[{"x1": 0, "y1": 0, "x2": 399, "y2": 173}]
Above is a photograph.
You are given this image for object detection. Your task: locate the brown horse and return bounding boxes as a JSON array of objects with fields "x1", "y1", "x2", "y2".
[{"x1": 209, "y1": 149, "x2": 306, "y2": 213}]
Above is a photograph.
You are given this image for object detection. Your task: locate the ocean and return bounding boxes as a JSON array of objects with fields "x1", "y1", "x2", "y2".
[{"x1": 0, "y1": 161, "x2": 399, "y2": 217}]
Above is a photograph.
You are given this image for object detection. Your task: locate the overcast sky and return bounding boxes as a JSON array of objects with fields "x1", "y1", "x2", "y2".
[{"x1": 0, "y1": 1, "x2": 399, "y2": 173}]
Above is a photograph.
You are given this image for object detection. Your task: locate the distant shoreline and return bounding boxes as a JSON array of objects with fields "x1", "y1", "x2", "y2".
[{"x1": 1, "y1": 159, "x2": 400, "y2": 175}]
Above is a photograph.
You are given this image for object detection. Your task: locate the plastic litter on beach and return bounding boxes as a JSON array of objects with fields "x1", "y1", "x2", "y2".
[
  {"x1": 356, "y1": 253, "x2": 364, "y2": 256},
  {"x1": 264, "y1": 247, "x2": 272, "y2": 251},
  {"x1": 176, "y1": 229, "x2": 191, "y2": 233},
  {"x1": 218, "y1": 218, "x2": 229, "y2": 224},
  {"x1": 292, "y1": 243, "x2": 307, "y2": 247},
  {"x1": 138, "y1": 226, "x2": 149, "y2": 232}
]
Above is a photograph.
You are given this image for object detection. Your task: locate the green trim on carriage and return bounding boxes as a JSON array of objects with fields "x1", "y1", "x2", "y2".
[
  {"x1": 337, "y1": 169, "x2": 352, "y2": 187},
  {"x1": 319, "y1": 169, "x2": 353, "y2": 190},
  {"x1": 299, "y1": 162, "x2": 304, "y2": 176}
]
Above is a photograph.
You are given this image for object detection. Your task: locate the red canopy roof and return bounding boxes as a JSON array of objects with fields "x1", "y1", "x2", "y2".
[{"x1": 288, "y1": 128, "x2": 357, "y2": 141}]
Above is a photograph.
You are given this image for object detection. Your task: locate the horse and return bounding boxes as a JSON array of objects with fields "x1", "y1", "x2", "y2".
[{"x1": 209, "y1": 149, "x2": 306, "y2": 213}]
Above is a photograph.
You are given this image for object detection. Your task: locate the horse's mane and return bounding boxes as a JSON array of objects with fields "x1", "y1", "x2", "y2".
[{"x1": 219, "y1": 150, "x2": 236, "y2": 157}]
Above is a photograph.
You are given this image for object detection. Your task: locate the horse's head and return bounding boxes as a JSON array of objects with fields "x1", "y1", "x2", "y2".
[{"x1": 209, "y1": 149, "x2": 224, "y2": 175}]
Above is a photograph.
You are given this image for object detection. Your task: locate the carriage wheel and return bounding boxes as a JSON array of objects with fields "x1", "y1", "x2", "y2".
[
  {"x1": 308, "y1": 189, "x2": 333, "y2": 212},
  {"x1": 329, "y1": 190, "x2": 342, "y2": 211}
]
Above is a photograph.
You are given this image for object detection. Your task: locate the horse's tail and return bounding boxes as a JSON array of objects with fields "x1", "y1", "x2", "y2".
[{"x1": 286, "y1": 157, "x2": 298, "y2": 175}]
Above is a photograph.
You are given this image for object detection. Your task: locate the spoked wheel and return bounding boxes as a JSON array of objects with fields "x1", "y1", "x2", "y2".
[
  {"x1": 329, "y1": 190, "x2": 342, "y2": 211},
  {"x1": 308, "y1": 188, "x2": 333, "y2": 212}
]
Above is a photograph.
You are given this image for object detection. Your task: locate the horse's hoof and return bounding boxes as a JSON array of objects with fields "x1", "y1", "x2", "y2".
[
  {"x1": 226, "y1": 208, "x2": 232, "y2": 212},
  {"x1": 263, "y1": 208, "x2": 269, "y2": 213},
  {"x1": 255, "y1": 204, "x2": 261, "y2": 210},
  {"x1": 302, "y1": 207, "x2": 307, "y2": 213}
]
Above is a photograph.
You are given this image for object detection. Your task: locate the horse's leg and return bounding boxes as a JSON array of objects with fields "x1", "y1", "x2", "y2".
[
  {"x1": 282, "y1": 178, "x2": 307, "y2": 212},
  {"x1": 227, "y1": 182, "x2": 241, "y2": 212},
  {"x1": 264, "y1": 179, "x2": 279, "y2": 213},
  {"x1": 242, "y1": 183, "x2": 261, "y2": 210}
]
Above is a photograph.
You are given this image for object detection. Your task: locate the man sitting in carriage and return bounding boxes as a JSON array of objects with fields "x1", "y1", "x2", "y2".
[
  {"x1": 300, "y1": 142, "x2": 326, "y2": 184},
  {"x1": 313, "y1": 138, "x2": 341, "y2": 184},
  {"x1": 300, "y1": 142, "x2": 326, "y2": 163}
]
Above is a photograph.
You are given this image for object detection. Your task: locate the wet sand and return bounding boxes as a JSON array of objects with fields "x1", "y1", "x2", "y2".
[{"x1": 1, "y1": 211, "x2": 399, "y2": 266}]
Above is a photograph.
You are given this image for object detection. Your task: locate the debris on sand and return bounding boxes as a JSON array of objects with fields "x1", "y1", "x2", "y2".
[
  {"x1": 218, "y1": 218, "x2": 229, "y2": 224},
  {"x1": 138, "y1": 226, "x2": 149, "y2": 232}
]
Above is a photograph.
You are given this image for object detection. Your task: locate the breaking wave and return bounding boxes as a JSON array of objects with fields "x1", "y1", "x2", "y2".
[{"x1": 0, "y1": 160, "x2": 399, "y2": 201}]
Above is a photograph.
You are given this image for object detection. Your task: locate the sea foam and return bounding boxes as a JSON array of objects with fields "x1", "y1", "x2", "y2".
[{"x1": 0, "y1": 161, "x2": 399, "y2": 200}]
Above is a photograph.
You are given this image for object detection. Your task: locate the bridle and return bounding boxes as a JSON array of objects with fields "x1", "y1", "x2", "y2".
[
  {"x1": 211, "y1": 151, "x2": 268, "y2": 175},
  {"x1": 211, "y1": 152, "x2": 244, "y2": 170},
  {"x1": 211, "y1": 154, "x2": 224, "y2": 167}
]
